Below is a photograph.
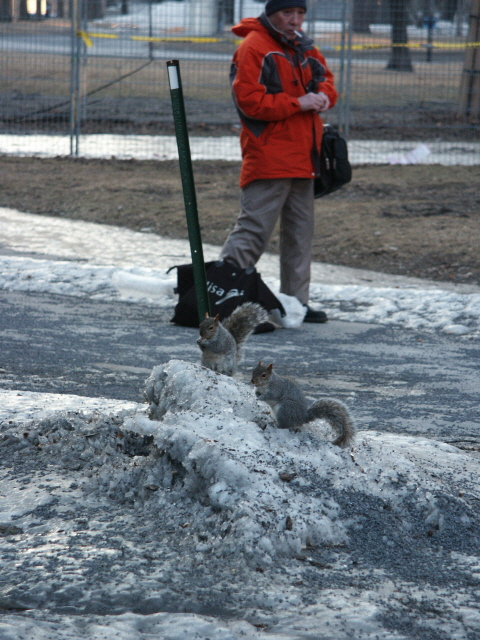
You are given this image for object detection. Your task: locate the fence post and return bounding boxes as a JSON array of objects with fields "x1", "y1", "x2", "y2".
[
  {"x1": 70, "y1": 0, "x2": 87, "y2": 156},
  {"x1": 337, "y1": 0, "x2": 352, "y2": 138},
  {"x1": 167, "y1": 60, "x2": 211, "y2": 322},
  {"x1": 69, "y1": 0, "x2": 79, "y2": 155},
  {"x1": 344, "y1": 0, "x2": 353, "y2": 139}
]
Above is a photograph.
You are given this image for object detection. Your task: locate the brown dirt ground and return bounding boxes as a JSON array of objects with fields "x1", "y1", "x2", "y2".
[{"x1": 1, "y1": 155, "x2": 479, "y2": 286}]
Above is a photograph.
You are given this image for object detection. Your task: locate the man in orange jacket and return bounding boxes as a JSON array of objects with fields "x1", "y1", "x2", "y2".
[{"x1": 220, "y1": 0, "x2": 337, "y2": 322}]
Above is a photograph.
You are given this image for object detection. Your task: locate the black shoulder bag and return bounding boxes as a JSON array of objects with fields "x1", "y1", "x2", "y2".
[
  {"x1": 314, "y1": 124, "x2": 352, "y2": 199},
  {"x1": 169, "y1": 260, "x2": 285, "y2": 328}
]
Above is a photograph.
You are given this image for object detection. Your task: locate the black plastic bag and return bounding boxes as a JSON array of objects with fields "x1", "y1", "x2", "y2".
[
  {"x1": 314, "y1": 124, "x2": 352, "y2": 199},
  {"x1": 169, "y1": 260, "x2": 285, "y2": 328}
]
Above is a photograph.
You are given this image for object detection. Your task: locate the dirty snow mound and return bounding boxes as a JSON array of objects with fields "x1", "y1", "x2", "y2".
[
  {"x1": 131, "y1": 360, "x2": 478, "y2": 561},
  {"x1": 1, "y1": 360, "x2": 478, "y2": 569}
]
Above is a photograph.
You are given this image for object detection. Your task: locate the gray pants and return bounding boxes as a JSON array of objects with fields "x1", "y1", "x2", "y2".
[{"x1": 220, "y1": 178, "x2": 314, "y2": 305}]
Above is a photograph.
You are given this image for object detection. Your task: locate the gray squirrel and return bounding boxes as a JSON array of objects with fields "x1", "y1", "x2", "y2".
[
  {"x1": 251, "y1": 361, "x2": 355, "y2": 447},
  {"x1": 197, "y1": 302, "x2": 269, "y2": 376}
]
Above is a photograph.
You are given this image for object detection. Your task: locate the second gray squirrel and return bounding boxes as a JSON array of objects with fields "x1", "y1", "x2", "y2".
[
  {"x1": 197, "y1": 302, "x2": 269, "y2": 376},
  {"x1": 251, "y1": 361, "x2": 355, "y2": 447}
]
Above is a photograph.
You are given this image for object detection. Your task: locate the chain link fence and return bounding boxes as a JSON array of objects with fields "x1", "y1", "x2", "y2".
[{"x1": 1, "y1": 0, "x2": 479, "y2": 163}]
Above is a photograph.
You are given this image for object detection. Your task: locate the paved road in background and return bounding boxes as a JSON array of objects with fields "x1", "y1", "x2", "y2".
[{"x1": 1, "y1": 289, "x2": 479, "y2": 447}]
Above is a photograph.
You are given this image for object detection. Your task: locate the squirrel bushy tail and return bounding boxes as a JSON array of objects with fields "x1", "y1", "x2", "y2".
[
  {"x1": 306, "y1": 398, "x2": 355, "y2": 448},
  {"x1": 223, "y1": 302, "x2": 268, "y2": 362},
  {"x1": 223, "y1": 302, "x2": 269, "y2": 346}
]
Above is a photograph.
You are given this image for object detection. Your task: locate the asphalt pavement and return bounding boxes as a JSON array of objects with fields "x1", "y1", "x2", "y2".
[{"x1": 1, "y1": 288, "x2": 478, "y2": 447}]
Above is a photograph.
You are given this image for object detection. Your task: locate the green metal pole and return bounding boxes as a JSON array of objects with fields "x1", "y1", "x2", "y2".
[{"x1": 166, "y1": 59, "x2": 211, "y2": 322}]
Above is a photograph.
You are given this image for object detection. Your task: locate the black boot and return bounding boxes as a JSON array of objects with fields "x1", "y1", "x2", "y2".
[{"x1": 303, "y1": 305, "x2": 328, "y2": 323}]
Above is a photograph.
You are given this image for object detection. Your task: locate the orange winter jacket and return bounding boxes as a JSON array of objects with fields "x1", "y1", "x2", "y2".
[{"x1": 231, "y1": 14, "x2": 338, "y2": 189}]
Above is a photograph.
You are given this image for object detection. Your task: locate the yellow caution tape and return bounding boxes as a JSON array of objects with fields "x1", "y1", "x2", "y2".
[
  {"x1": 77, "y1": 31, "x2": 236, "y2": 46},
  {"x1": 346, "y1": 41, "x2": 480, "y2": 50},
  {"x1": 130, "y1": 35, "x2": 223, "y2": 43},
  {"x1": 77, "y1": 30, "x2": 93, "y2": 47}
]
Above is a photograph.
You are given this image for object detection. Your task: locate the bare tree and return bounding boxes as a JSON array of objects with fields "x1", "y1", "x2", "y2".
[
  {"x1": 387, "y1": 0, "x2": 414, "y2": 71},
  {"x1": 352, "y1": 0, "x2": 376, "y2": 33},
  {"x1": 458, "y1": 0, "x2": 480, "y2": 121}
]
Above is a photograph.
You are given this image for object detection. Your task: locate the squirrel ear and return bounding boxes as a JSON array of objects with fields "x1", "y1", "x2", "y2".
[
  {"x1": 204, "y1": 312, "x2": 209, "y2": 318},
  {"x1": 267, "y1": 363, "x2": 273, "y2": 372},
  {"x1": 258, "y1": 360, "x2": 263, "y2": 366},
  {"x1": 214, "y1": 314, "x2": 220, "y2": 323}
]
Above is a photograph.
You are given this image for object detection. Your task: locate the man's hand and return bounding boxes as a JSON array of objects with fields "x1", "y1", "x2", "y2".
[{"x1": 298, "y1": 91, "x2": 330, "y2": 113}]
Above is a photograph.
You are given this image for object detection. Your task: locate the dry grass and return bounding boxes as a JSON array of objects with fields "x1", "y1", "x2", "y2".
[
  {"x1": 0, "y1": 53, "x2": 232, "y2": 100},
  {"x1": 330, "y1": 61, "x2": 463, "y2": 107}
]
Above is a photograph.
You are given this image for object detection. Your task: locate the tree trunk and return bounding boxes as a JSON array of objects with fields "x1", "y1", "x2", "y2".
[
  {"x1": 352, "y1": 0, "x2": 375, "y2": 33},
  {"x1": 442, "y1": 0, "x2": 457, "y2": 21},
  {"x1": 387, "y1": 0, "x2": 414, "y2": 71},
  {"x1": 457, "y1": 0, "x2": 480, "y2": 121}
]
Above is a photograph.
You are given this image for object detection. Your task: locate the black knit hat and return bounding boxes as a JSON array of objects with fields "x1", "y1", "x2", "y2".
[{"x1": 265, "y1": 0, "x2": 307, "y2": 16}]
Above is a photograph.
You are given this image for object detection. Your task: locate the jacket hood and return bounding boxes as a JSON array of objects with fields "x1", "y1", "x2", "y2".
[
  {"x1": 231, "y1": 16, "x2": 264, "y2": 38},
  {"x1": 231, "y1": 13, "x2": 315, "y2": 52}
]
